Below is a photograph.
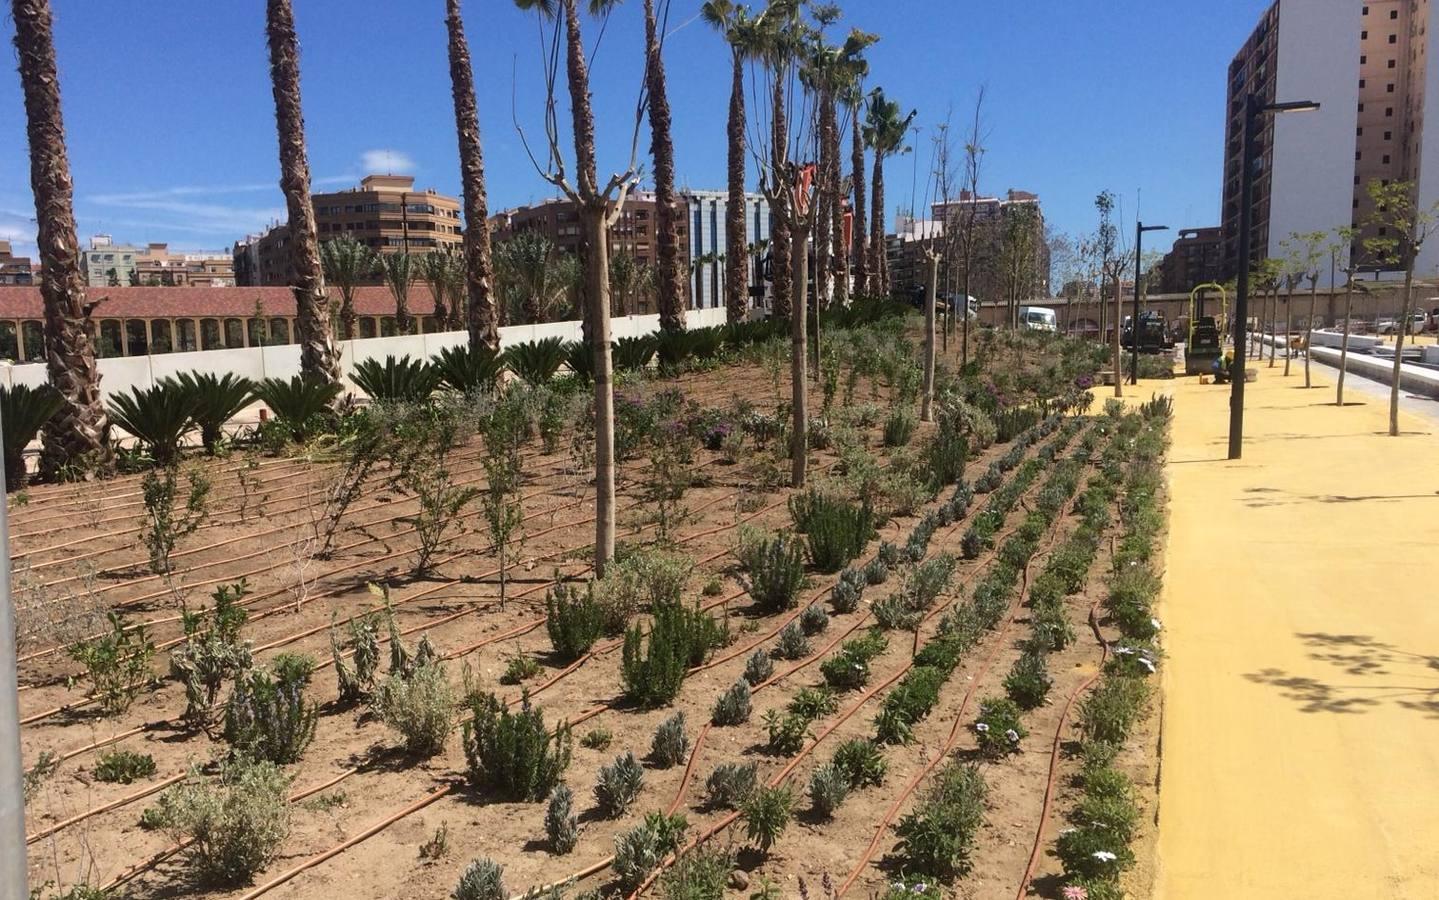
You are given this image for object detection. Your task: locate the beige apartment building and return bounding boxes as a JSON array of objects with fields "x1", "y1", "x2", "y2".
[
  {"x1": 235, "y1": 175, "x2": 462, "y2": 286},
  {"x1": 0, "y1": 241, "x2": 32, "y2": 285}
]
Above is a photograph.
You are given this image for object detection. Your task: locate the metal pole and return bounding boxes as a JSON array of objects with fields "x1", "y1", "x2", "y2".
[
  {"x1": 1131, "y1": 221, "x2": 1143, "y2": 385},
  {"x1": 1229, "y1": 94, "x2": 1258, "y2": 460},
  {"x1": 0, "y1": 404, "x2": 27, "y2": 898}
]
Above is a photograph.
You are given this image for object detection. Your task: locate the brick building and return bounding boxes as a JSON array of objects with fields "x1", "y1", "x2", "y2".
[{"x1": 1154, "y1": 227, "x2": 1224, "y2": 294}]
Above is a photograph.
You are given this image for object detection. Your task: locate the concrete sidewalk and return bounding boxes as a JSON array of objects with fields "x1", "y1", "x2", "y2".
[{"x1": 1150, "y1": 367, "x2": 1439, "y2": 899}]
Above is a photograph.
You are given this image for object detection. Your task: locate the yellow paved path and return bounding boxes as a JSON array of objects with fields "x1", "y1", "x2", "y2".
[{"x1": 1153, "y1": 367, "x2": 1439, "y2": 899}]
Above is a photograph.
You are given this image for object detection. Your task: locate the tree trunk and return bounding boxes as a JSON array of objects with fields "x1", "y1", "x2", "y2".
[
  {"x1": 1112, "y1": 276, "x2": 1123, "y2": 399},
  {"x1": 1267, "y1": 290, "x2": 1277, "y2": 367},
  {"x1": 1305, "y1": 281, "x2": 1318, "y2": 388},
  {"x1": 921, "y1": 253, "x2": 938, "y2": 423},
  {"x1": 265, "y1": 0, "x2": 340, "y2": 387},
  {"x1": 583, "y1": 207, "x2": 617, "y2": 570},
  {"x1": 13, "y1": 0, "x2": 113, "y2": 479},
  {"x1": 790, "y1": 220, "x2": 810, "y2": 488},
  {"x1": 829, "y1": 95, "x2": 847, "y2": 308},
  {"x1": 1337, "y1": 277, "x2": 1354, "y2": 406},
  {"x1": 961, "y1": 260, "x2": 972, "y2": 368},
  {"x1": 814, "y1": 89, "x2": 833, "y2": 310},
  {"x1": 644, "y1": 0, "x2": 685, "y2": 334},
  {"x1": 1390, "y1": 257, "x2": 1415, "y2": 437},
  {"x1": 339, "y1": 287, "x2": 357, "y2": 340},
  {"x1": 1283, "y1": 282, "x2": 1295, "y2": 376},
  {"x1": 445, "y1": 0, "x2": 499, "y2": 351},
  {"x1": 869, "y1": 153, "x2": 885, "y2": 297},
  {"x1": 770, "y1": 77, "x2": 792, "y2": 321},
  {"x1": 724, "y1": 50, "x2": 748, "y2": 324},
  {"x1": 851, "y1": 102, "x2": 868, "y2": 299}
]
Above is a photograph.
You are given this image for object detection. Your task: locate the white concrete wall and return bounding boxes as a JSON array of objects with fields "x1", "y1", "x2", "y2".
[
  {"x1": 0, "y1": 307, "x2": 729, "y2": 399},
  {"x1": 1268, "y1": 0, "x2": 1363, "y2": 286}
]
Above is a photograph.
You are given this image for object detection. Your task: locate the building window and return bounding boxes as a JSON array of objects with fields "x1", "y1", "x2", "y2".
[
  {"x1": 1388, "y1": 106, "x2": 1395, "y2": 116},
  {"x1": 1361, "y1": 79, "x2": 1367, "y2": 88},
  {"x1": 1362, "y1": 55, "x2": 1368, "y2": 64},
  {"x1": 1388, "y1": 83, "x2": 1396, "y2": 92},
  {"x1": 177, "y1": 319, "x2": 197, "y2": 352},
  {"x1": 1385, "y1": 130, "x2": 1393, "y2": 140},
  {"x1": 150, "y1": 319, "x2": 173, "y2": 354},
  {"x1": 1389, "y1": 59, "x2": 1397, "y2": 68},
  {"x1": 223, "y1": 318, "x2": 244, "y2": 348},
  {"x1": 21, "y1": 320, "x2": 43, "y2": 361},
  {"x1": 1390, "y1": 34, "x2": 1398, "y2": 43},
  {"x1": 201, "y1": 318, "x2": 222, "y2": 350},
  {"x1": 1358, "y1": 126, "x2": 1365, "y2": 136},
  {"x1": 0, "y1": 321, "x2": 17, "y2": 360},
  {"x1": 1384, "y1": 154, "x2": 1392, "y2": 163},
  {"x1": 1391, "y1": 9, "x2": 1399, "y2": 18},
  {"x1": 359, "y1": 317, "x2": 378, "y2": 339},
  {"x1": 270, "y1": 318, "x2": 291, "y2": 344},
  {"x1": 124, "y1": 320, "x2": 148, "y2": 357},
  {"x1": 380, "y1": 316, "x2": 398, "y2": 337}
]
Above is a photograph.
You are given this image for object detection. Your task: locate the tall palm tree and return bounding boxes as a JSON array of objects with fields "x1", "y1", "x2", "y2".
[
  {"x1": 265, "y1": 0, "x2": 341, "y2": 386},
  {"x1": 702, "y1": 1, "x2": 758, "y2": 324},
  {"x1": 831, "y1": 30, "x2": 872, "y2": 306},
  {"x1": 418, "y1": 248, "x2": 459, "y2": 331},
  {"x1": 847, "y1": 84, "x2": 868, "y2": 299},
  {"x1": 863, "y1": 87, "x2": 915, "y2": 299},
  {"x1": 495, "y1": 231, "x2": 576, "y2": 324},
  {"x1": 12, "y1": 0, "x2": 112, "y2": 478},
  {"x1": 377, "y1": 251, "x2": 417, "y2": 334},
  {"x1": 320, "y1": 236, "x2": 374, "y2": 340},
  {"x1": 445, "y1": 0, "x2": 500, "y2": 351},
  {"x1": 639, "y1": 0, "x2": 686, "y2": 334},
  {"x1": 755, "y1": 1, "x2": 796, "y2": 321}
]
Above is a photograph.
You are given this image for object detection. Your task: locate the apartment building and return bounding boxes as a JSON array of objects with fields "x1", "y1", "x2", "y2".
[
  {"x1": 682, "y1": 190, "x2": 772, "y2": 311},
  {"x1": 235, "y1": 175, "x2": 462, "y2": 286},
  {"x1": 890, "y1": 190, "x2": 1049, "y2": 303},
  {"x1": 1217, "y1": 0, "x2": 1439, "y2": 284},
  {"x1": 0, "y1": 241, "x2": 32, "y2": 285},
  {"x1": 1153, "y1": 227, "x2": 1223, "y2": 295}
]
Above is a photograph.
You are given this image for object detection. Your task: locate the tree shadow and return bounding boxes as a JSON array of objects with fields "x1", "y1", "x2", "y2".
[
  {"x1": 1245, "y1": 632, "x2": 1439, "y2": 718},
  {"x1": 1239, "y1": 486, "x2": 1439, "y2": 509}
]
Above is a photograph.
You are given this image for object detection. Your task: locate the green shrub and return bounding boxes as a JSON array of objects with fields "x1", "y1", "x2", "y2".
[
  {"x1": 94, "y1": 749, "x2": 157, "y2": 785},
  {"x1": 821, "y1": 630, "x2": 888, "y2": 691},
  {"x1": 863, "y1": 557, "x2": 890, "y2": 586},
  {"x1": 1077, "y1": 675, "x2": 1150, "y2": 745},
  {"x1": 545, "y1": 784, "x2": 579, "y2": 855},
  {"x1": 742, "y1": 784, "x2": 794, "y2": 855},
  {"x1": 831, "y1": 577, "x2": 863, "y2": 613},
  {"x1": 594, "y1": 751, "x2": 646, "y2": 818},
  {"x1": 107, "y1": 381, "x2": 198, "y2": 466},
  {"x1": 269, "y1": 652, "x2": 314, "y2": 688},
  {"x1": 743, "y1": 648, "x2": 775, "y2": 686},
  {"x1": 973, "y1": 697, "x2": 1026, "y2": 758},
  {"x1": 596, "y1": 549, "x2": 694, "y2": 634},
  {"x1": 461, "y1": 691, "x2": 571, "y2": 801},
  {"x1": 0, "y1": 383, "x2": 62, "y2": 487},
  {"x1": 1031, "y1": 598, "x2": 1076, "y2": 651},
  {"x1": 251, "y1": 375, "x2": 340, "y2": 443},
  {"x1": 614, "y1": 812, "x2": 688, "y2": 892},
  {"x1": 579, "y1": 727, "x2": 613, "y2": 751},
  {"x1": 894, "y1": 761, "x2": 987, "y2": 881},
  {"x1": 1056, "y1": 826, "x2": 1135, "y2": 882},
  {"x1": 650, "y1": 712, "x2": 689, "y2": 769},
  {"x1": 222, "y1": 669, "x2": 316, "y2": 764},
  {"x1": 800, "y1": 603, "x2": 830, "y2": 635},
  {"x1": 1005, "y1": 650, "x2": 1053, "y2": 710},
  {"x1": 1107, "y1": 566, "x2": 1161, "y2": 639},
  {"x1": 504, "y1": 337, "x2": 567, "y2": 385},
  {"x1": 808, "y1": 762, "x2": 849, "y2": 819},
  {"x1": 739, "y1": 532, "x2": 807, "y2": 610},
  {"x1": 158, "y1": 758, "x2": 291, "y2": 885},
  {"x1": 788, "y1": 686, "x2": 839, "y2": 721},
  {"x1": 775, "y1": 621, "x2": 811, "y2": 660},
  {"x1": 621, "y1": 601, "x2": 722, "y2": 707},
  {"x1": 831, "y1": 738, "x2": 887, "y2": 788},
  {"x1": 659, "y1": 843, "x2": 732, "y2": 900},
  {"x1": 803, "y1": 497, "x2": 875, "y2": 573},
  {"x1": 168, "y1": 371, "x2": 254, "y2": 455},
  {"x1": 499, "y1": 654, "x2": 542, "y2": 686},
  {"x1": 711, "y1": 678, "x2": 752, "y2": 726},
  {"x1": 68, "y1": 612, "x2": 155, "y2": 716},
  {"x1": 432, "y1": 343, "x2": 503, "y2": 394},
  {"x1": 763, "y1": 710, "x2": 810, "y2": 756},
  {"x1": 453, "y1": 857, "x2": 506, "y2": 900},
  {"x1": 376, "y1": 662, "x2": 455, "y2": 757},
  {"x1": 876, "y1": 665, "x2": 946, "y2": 745},
  {"x1": 1075, "y1": 791, "x2": 1140, "y2": 845},
  {"x1": 545, "y1": 582, "x2": 604, "y2": 660},
  {"x1": 351, "y1": 355, "x2": 439, "y2": 402},
  {"x1": 883, "y1": 409, "x2": 916, "y2": 447},
  {"x1": 704, "y1": 760, "x2": 757, "y2": 809}
]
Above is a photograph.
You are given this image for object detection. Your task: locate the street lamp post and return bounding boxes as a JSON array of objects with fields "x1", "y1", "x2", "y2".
[
  {"x1": 1228, "y1": 94, "x2": 1321, "y2": 460},
  {"x1": 1130, "y1": 222, "x2": 1169, "y2": 385}
]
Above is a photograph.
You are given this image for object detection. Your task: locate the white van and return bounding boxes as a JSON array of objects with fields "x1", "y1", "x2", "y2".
[{"x1": 1018, "y1": 306, "x2": 1058, "y2": 332}]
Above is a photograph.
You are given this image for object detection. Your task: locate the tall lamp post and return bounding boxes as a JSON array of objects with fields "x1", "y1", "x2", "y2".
[
  {"x1": 1130, "y1": 222, "x2": 1169, "y2": 384},
  {"x1": 1228, "y1": 94, "x2": 1321, "y2": 460}
]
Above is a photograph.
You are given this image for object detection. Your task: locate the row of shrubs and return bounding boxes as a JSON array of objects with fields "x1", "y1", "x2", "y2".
[
  {"x1": 1056, "y1": 403, "x2": 1170, "y2": 899},
  {"x1": 963, "y1": 416, "x2": 1079, "y2": 557}
]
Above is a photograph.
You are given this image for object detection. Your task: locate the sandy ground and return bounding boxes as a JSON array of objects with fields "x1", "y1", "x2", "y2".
[{"x1": 1151, "y1": 364, "x2": 1439, "y2": 898}]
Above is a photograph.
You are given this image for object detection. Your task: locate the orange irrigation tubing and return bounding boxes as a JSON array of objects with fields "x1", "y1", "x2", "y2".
[{"x1": 25, "y1": 771, "x2": 187, "y2": 844}]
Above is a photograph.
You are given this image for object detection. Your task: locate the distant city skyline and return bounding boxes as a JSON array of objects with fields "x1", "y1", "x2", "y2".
[{"x1": 0, "y1": 0, "x2": 1275, "y2": 268}]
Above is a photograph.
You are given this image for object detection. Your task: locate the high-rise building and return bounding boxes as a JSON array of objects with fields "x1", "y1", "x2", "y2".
[
  {"x1": 889, "y1": 190, "x2": 1049, "y2": 303},
  {"x1": 682, "y1": 190, "x2": 771, "y2": 311},
  {"x1": 235, "y1": 175, "x2": 462, "y2": 286},
  {"x1": 1217, "y1": 0, "x2": 1439, "y2": 284},
  {"x1": 1154, "y1": 227, "x2": 1224, "y2": 295},
  {"x1": 0, "y1": 241, "x2": 33, "y2": 286}
]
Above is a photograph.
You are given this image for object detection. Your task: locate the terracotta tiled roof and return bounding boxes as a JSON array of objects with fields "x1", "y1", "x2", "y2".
[{"x1": 0, "y1": 285, "x2": 437, "y2": 320}]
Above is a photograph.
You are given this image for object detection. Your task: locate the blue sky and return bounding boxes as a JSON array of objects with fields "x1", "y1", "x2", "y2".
[{"x1": 0, "y1": 0, "x2": 1269, "y2": 268}]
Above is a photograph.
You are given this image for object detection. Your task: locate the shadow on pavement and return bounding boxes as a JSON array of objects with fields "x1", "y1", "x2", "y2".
[{"x1": 1245, "y1": 632, "x2": 1439, "y2": 718}]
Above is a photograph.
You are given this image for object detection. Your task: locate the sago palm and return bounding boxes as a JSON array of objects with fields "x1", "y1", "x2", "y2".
[
  {"x1": 0, "y1": 383, "x2": 64, "y2": 489},
  {"x1": 350, "y1": 355, "x2": 440, "y2": 403},
  {"x1": 107, "y1": 382, "x2": 199, "y2": 467},
  {"x1": 432, "y1": 344, "x2": 503, "y2": 395},
  {"x1": 167, "y1": 371, "x2": 255, "y2": 454}
]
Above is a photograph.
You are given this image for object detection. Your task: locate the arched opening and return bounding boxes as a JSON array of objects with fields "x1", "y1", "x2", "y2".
[
  {"x1": 177, "y1": 319, "x2": 198, "y2": 352},
  {"x1": 247, "y1": 317, "x2": 267, "y2": 347},
  {"x1": 200, "y1": 318, "x2": 222, "y2": 351},
  {"x1": 99, "y1": 319, "x2": 123, "y2": 357},
  {"x1": 223, "y1": 318, "x2": 244, "y2": 348},
  {"x1": 150, "y1": 320, "x2": 173, "y2": 354},
  {"x1": 0, "y1": 321, "x2": 18, "y2": 361},
  {"x1": 125, "y1": 320, "x2": 148, "y2": 356},
  {"x1": 269, "y1": 318, "x2": 291, "y2": 345},
  {"x1": 21, "y1": 320, "x2": 44, "y2": 362},
  {"x1": 359, "y1": 317, "x2": 378, "y2": 339},
  {"x1": 379, "y1": 316, "x2": 398, "y2": 337}
]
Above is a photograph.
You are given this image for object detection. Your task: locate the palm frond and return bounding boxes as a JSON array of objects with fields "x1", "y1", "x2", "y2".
[
  {"x1": 351, "y1": 355, "x2": 440, "y2": 403},
  {"x1": 252, "y1": 376, "x2": 342, "y2": 443},
  {"x1": 166, "y1": 371, "x2": 255, "y2": 454},
  {"x1": 503, "y1": 337, "x2": 568, "y2": 385},
  {"x1": 0, "y1": 384, "x2": 63, "y2": 488},
  {"x1": 433, "y1": 344, "x2": 504, "y2": 395},
  {"x1": 107, "y1": 382, "x2": 199, "y2": 466}
]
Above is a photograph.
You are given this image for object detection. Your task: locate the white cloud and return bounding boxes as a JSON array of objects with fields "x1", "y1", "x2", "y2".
[{"x1": 359, "y1": 149, "x2": 416, "y2": 176}]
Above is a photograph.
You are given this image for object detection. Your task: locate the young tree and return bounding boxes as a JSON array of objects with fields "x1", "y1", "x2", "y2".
[
  {"x1": 701, "y1": 1, "x2": 760, "y2": 323},
  {"x1": 265, "y1": 0, "x2": 342, "y2": 387},
  {"x1": 1094, "y1": 191, "x2": 1126, "y2": 398},
  {"x1": 952, "y1": 87, "x2": 987, "y2": 366},
  {"x1": 378, "y1": 251, "x2": 417, "y2": 335},
  {"x1": 1364, "y1": 178, "x2": 1439, "y2": 436},
  {"x1": 419, "y1": 248, "x2": 458, "y2": 332},
  {"x1": 1330, "y1": 225, "x2": 1362, "y2": 406},
  {"x1": 863, "y1": 88, "x2": 916, "y2": 298},
  {"x1": 919, "y1": 115, "x2": 961, "y2": 422},
  {"x1": 999, "y1": 203, "x2": 1041, "y2": 329},
  {"x1": 641, "y1": 0, "x2": 686, "y2": 334},
  {"x1": 444, "y1": 0, "x2": 500, "y2": 350},
  {"x1": 513, "y1": 0, "x2": 645, "y2": 573},
  {"x1": 12, "y1": 0, "x2": 114, "y2": 478},
  {"x1": 1289, "y1": 230, "x2": 1327, "y2": 387},
  {"x1": 320, "y1": 237, "x2": 375, "y2": 340}
]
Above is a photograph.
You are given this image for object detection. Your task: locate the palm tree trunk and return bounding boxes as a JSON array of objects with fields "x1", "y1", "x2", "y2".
[
  {"x1": 265, "y1": 0, "x2": 340, "y2": 387},
  {"x1": 339, "y1": 287, "x2": 357, "y2": 340},
  {"x1": 724, "y1": 49, "x2": 748, "y2": 324},
  {"x1": 851, "y1": 102, "x2": 868, "y2": 299},
  {"x1": 869, "y1": 153, "x2": 885, "y2": 297},
  {"x1": 445, "y1": 0, "x2": 499, "y2": 351},
  {"x1": 829, "y1": 94, "x2": 848, "y2": 307},
  {"x1": 770, "y1": 77, "x2": 792, "y2": 321},
  {"x1": 13, "y1": 0, "x2": 113, "y2": 479},
  {"x1": 814, "y1": 88, "x2": 833, "y2": 310},
  {"x1": 790, "y1": 218, "x2": 810, "y2": 488},
  {"x1": 644, "y1": 0, "x2": 685, "y2": 334},
  {"x1": 921, "y1": 252, "x2": 938, "y2": 422}
]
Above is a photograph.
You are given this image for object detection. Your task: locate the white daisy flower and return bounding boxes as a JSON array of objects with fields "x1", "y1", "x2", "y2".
[
  {"x1": 974, "y1": 722, "x2": 990, "y2": 733},
  {"x1": 1092, "y1": 850, "x2": 1118, "y2": 862}
]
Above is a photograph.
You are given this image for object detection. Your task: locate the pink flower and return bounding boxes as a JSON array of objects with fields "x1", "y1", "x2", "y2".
[{"x1": 1062, "y1": 887, "x2": 1089, "y2": 900}]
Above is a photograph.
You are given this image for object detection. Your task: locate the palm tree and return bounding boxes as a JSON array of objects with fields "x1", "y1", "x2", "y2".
[
  {"x1": 639, "y1": 0, "x2": 686, "y2": 334},
  {"x1": 757, "y1": 1, "x2": 796, "y2": 321},
  {"x1": 609, "y1": 249, "x2": 641, "y2": 316},
  {"x1": 265, "y1": 0, "x2": 341, "y2": 385},
  {"x1": 832, "y1": 31, "x2": 872, "y2": 306},
  {"x1": 495, "y1": 232, "x2": 576, "y2": 324},
  {"x1": 419, "y1": 248, "x2": 459, "y2": 331},
  {"x1": 378, "y1": 252, "x2": 417, "y2": 334},
  {"x1": 702, "y1": 1, "x2": 758, "y2": 324},
  {"x1": 444, "y1": 0, "x2": 500, "y2": 351},
  {"x1": 320, "y1": 236, "x2": 374, "y2": 340},
  {"x1": 863, "y1": 87, "x2": 915, "y2": 299},
  {"x1": 12, "y1": 0, "x2": 113, "y2": 478}
]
